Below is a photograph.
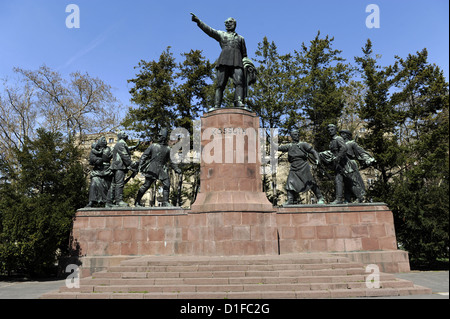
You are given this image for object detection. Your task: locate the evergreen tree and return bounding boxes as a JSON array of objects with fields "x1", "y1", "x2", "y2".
[
  {"x1": 174, "y1": 49, "x2": 214, "y2": 132},
  {"x1": 294, "y1": 31, "x2": 351, "y2": 151},
  {"x1": 0, "y1": 129, "x2": 87, "y2": 276},
  {"x1": 248, "y1": 37, "x2": 296, "y2": 132},
  {"x1": 339, "y1": 80, "x2": 367, "y2": 134},
  {"x1": 388, "y1": 49, "x2": 449, "y2": 265},
  {"x1": 390, "y1": 109, "x2": 449, "y2": 266},
  {"x1": 356, "y1": 40, "x2": 449, "y2": 265},
  {"x1": 124, "y1": 47, "x2": 177, "y2": 139},
  {"x1": 354, "y1": 39, "x2": 401, "y2": 198}
]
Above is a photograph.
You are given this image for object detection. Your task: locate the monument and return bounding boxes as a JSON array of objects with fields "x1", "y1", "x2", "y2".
[{"x1": 73, "y1": 14, "x2": 410, "y2": 278}]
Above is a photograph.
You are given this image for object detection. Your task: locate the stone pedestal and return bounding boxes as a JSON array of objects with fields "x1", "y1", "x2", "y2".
[
  {"x1": 70, "y1": 108, "x2": 411, "y2": 277},
  {"x1": 190, "y1": 108, "x2": 273, "y2": 212},
  {"x1": 72, "y1": 203, "x2": 409, "y2": 276}
]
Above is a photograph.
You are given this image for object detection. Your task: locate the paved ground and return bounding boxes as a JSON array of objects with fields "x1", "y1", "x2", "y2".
[
  {"x1": 0, "y1": 271, "x2": 448, "y2": 299},
  {"x1": 374, "y1": 271, "x2": 449, "y2": 299},
  {"x1": 0, "y1": 278, "x2": 66, "y2": 299}
]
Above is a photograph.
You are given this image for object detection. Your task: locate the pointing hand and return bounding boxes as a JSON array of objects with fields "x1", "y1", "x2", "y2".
[{"x1": 190, "y1": 12, "x2": 199, "y2": 23}]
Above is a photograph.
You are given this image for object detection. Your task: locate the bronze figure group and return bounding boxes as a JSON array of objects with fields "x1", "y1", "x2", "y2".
[
  {"x1": 86, "y1": 129, "x2": 180, "y2": 208},
  {"x1": 280, "y1": 124, "x2": 376, "y2": 206},
  {"x1": 86, "y1": 14, "x2": 377, "y2": 208}
]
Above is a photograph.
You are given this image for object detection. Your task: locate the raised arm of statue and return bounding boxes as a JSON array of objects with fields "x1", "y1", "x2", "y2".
[
  {"x1": 308, "y1": 147, "x2": 320, "y2": 165},
  {"x1": 190, "y1": 12, "x2": 221, "y2": 42}
]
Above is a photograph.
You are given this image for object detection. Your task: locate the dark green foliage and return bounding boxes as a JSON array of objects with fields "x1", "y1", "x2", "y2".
[
  {"x1": 247, "y1": 37, "x2": 296, "y2": 205},
  {"x1": 355, "y1": 40, "x2": 449, "y2": 266},
  {"x1": 294, "y1": 31, "x2": 351, "y2": 151},
  {"x1": 355, "y1": 39, "x2": 402, "y2": 194},
  {"x1": 0, "y1": 129, "x2": 87, "y2": 277},
  {"x1": 123, "y1": 179, "x2": 143, "y2": 203},
  {"x1": 174, "y1": 49, "x2": 214, "y2": 133},
  {"x1": 249, "y1": 36, "x2": 295, "y2": 132},
  {"x1": 389, "y1": 50, "x2": 449, "y2": 266},
  {"x1": 124, "y1": 47, "x2": 177, "y2": 139},
  {"x1": 125, "y1": 48, "x2": 214, "y2": 139}
]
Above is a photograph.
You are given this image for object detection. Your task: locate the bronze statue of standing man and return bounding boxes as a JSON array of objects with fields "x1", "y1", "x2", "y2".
[
  {"x1": 320, "y1": 124, "x2": 349, "y2": 204},
  {"x1": 279, "y1": 128, "x2": 325, "y2": 205},
  {"x1": 135, "y1": 128, "x2": 181, "y2": 207},
  {"x1": 191, "y1": 13, "x2": 248, "y2": 110}
]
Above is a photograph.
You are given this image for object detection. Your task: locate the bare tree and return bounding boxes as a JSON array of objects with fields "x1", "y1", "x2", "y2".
[
  {"x1": 0, "y1": 78, "x2": 36, "y2": 164},
  {"x1": 14, "y1": 65, "x2": 124, "y2": 143}
]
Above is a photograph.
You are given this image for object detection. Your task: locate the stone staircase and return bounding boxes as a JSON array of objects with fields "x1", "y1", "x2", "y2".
[{"x1": 42, "y1": 254, "x2": 431, "y2": 299}]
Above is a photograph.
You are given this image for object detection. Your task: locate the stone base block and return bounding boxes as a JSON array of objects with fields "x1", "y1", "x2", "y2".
[
  {"x1": 71, "y1": 203, "x2": 410, "y2": 276},
  {"x1": 276, "y1": 203, "x2": 398, "y2": 253},
  {"x1": 72, "y1": 207, "x2": 278, "y2": 259},
  {"x1": 191, "y1": 191, "x2": 274, "y2": 212}
]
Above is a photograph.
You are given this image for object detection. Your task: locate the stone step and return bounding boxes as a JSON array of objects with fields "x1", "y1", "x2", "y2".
[
  {"x1": 89, "y1": 270, "x2": 396, "y2": 283},
  {"x1": 119, "y1": 254, "x2": 353, "y2": 267},
  {"x1": 41, "y1": 254, "x2": 432, "y2": 299},
  {"x1": 106, "y1": 262, "x2": 366, "y2": 273},
  {"x1": 42, "y1": 284, "x2": 432, "y2": 299},
  {"x1": 92, "y1": 268, "x2": 365, "y2": 279},
  {"x1": 72, "y1": 272, "x2": 399, "y2": 288},
  {"x1": 59, "y1": 278, "x2": 416, "y2": 294}
]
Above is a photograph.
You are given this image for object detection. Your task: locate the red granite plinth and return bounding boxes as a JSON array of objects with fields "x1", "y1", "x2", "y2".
[
  {"x1": 190, "y1": 108, "x2": 273, "y2": 212},
  {"x1": 72, "y1": 208, "x2": 278, "y2": 258},
  {"x1": 72, "y1": 203, "x2": 409, "y2": 276},
  {"x1": 276, "y1": 203, "x2": 398, "y2": 253},
  {"x1": 275, "y1": 203, "x2": 408, "y2": 272}
]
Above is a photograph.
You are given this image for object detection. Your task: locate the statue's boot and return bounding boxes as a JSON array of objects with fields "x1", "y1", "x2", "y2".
[
  {"x1": 160, "y1": 189, "x2": 173, "y2": 207},
  {"x1": 117, "y1": 201, "x2": 129, "y2": 207},
  {"x1": 331, "y1": 182, "x2": 344, "y2": 204},
  {"x1": 114, "y1": 183, "x2": 128, "y2": 207},
  {"x1": 235, "y1": 86, "x2": 245, "y2": 108},
  {"x1": 330, "y1": 198, "x2": 344, "y2": 204},
  {"x1": 209, "y1": 89, "x2": 223, "y2": 112},
  {"x1": 135, "y1": 189, "x2": 146, "y2": 207},
  {"x1": 105, "y1": 186, "x2": 116, "y2": 207},
  {"x1": 312, "y1": 185, "x2": 325, "y2": 205},
  {"x1": 283, "y1": 190, "x2": 297, "y2": 206}
]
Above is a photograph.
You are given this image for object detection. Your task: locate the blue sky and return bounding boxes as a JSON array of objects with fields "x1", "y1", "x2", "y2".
[{"x1": 1, "y1": 0, "x2": 448, "y2": 111}]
